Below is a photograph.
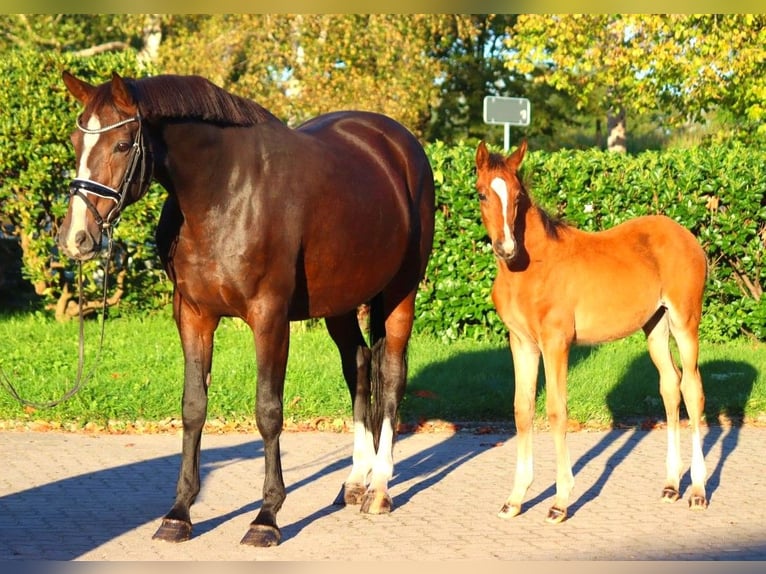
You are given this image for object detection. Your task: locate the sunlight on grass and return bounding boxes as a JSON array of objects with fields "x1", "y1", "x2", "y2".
[{"x1": 1, "y1": 313, "x2": 764, "y2": 429}]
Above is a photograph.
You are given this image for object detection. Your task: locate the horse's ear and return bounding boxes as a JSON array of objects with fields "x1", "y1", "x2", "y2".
[
  {"x1": 506, "y1": 139, "x2": 528, "y2": 173},
  {"x1": 476, "y1": 140, "x2": 490, "y2": 169},
  {"x1": 110, "y1": 71, "x2": 137, "y2": 115},
  {"x1": 62, "y1": 71, "x2": 95, "y2": 105}
]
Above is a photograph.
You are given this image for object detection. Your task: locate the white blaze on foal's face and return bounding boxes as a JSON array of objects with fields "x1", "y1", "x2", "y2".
[
  {"x1": 490, "y1": 176, "x2": 516, "y2": 256},
  {"x1": 64, "y1": 114, "x2": 102, "y2": 255}
]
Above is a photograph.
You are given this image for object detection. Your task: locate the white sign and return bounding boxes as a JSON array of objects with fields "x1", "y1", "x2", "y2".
[{"x1": 483, "y1": 96, "x2": 531, "y2": 126}]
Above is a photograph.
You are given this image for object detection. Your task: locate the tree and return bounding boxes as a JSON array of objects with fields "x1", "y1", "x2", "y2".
[
  {"x1": 154, "y1": 14, "x2": 456, "y2": 137},
  {"x1": 504, "y1": 14, "x2": 766, "y2": 150}
]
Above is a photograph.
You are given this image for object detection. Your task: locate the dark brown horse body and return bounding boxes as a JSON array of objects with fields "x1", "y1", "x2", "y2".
[
  {"x1": 58, "y1": 71, "x2": 435, "y2": 546},
  {"x1": 474, "y1": 140, "x2": 708, "y2": 523}
]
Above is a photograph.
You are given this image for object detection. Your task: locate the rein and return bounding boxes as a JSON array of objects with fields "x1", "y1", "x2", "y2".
[{"x1": 0, "y1": 231, "x2": 115, "y2": 409}]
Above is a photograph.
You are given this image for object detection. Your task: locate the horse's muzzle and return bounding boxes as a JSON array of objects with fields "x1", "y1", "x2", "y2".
[
  {"x1": 57, "y1": 228, "x2": 101, "y2": 261},
  {"x1": 493, "y1": 238, "x2": 517, "y2": 263}
]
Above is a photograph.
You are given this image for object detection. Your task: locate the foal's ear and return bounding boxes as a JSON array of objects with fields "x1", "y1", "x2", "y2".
[
  {"x1": 62, "y1": 71, "x2": 95, "y2": 105},
  {"x1": 506, "y1": 139, "x2": 528, "y2": 173},
  {"x1": 476, "y1": 140, "x2": 490, "y2": 169},
  {"x1": 110, "y1": 71, "x2": 137, "y2": 115}
]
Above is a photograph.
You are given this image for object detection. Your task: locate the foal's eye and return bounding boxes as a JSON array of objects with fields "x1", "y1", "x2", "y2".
[
  {"x1": 115, "y1": 141, "x2": 131, "y2": 153},
  {"x1": 478, "y1": 192, "x2": 487, "y2": 202}
]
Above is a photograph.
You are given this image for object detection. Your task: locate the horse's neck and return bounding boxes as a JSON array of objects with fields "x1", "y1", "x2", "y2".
[{"x1": 517, "y1": 197, "x2": 559, "y2": 256}]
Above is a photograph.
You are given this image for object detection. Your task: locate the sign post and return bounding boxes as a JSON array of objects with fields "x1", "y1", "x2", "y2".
[{"x1": 483, "y1": 96, "x2": 531, "y2": 151}]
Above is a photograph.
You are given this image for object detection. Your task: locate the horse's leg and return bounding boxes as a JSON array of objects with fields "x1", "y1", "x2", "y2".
[
  {"x1": 359, "y1": 291, "x2": 415, "y2": 515},
  {"x1": 240, "y1": 304, "x2": 291, "y2": 547},
  {"x1": 540, "y1": 333, "x2": 574, "y2": 524},
  {"x1": 498, "y1": 332, "x2": 541, "y2": 519},
  {"x1": 325, "y1": 312, "x2": 374, "y2": 506},
  {"x1": 669, "y1": 312, "x2": 708, "y2": 509},
  {"x1": 153, "y1": 294, "x2": 219, "y2": 543},
  {"x1": 644, "y1": 311, "x2": 685, "y2": 503}
]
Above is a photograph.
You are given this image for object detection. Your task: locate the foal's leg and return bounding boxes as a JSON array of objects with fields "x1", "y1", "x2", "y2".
[
  {"x1": 240, "y1": 304, "x2": 291, "y2": 547},
  {"x1": 499, "y1": 332, "x2": 541, "y2": 519},
  {"x1": 644, "y1": 312, "x2": 684, "y2": 503},
  {"x1": 325, "y1": 312, "x2": 374, "y2": 506},
  {"x1": 540, "y1": 334, "x2": 574, "y2": 524},
  {"x1": 670, "y1": 315, "x2": 708, "y2": 509},
  {"x1": 153, "y1": 295, "x2": 219, "y2": 543},
  {"x1": 360, "y1": 291, "x2": 416, "y2": 515}
]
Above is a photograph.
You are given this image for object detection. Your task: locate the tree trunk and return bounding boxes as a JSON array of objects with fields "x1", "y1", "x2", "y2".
[
  {"x1": 606, "y1": 107, "x2": 627, "y2": 153},
  {"x1": 137, "y1": 14, "x2": 163, "y2": 66}
]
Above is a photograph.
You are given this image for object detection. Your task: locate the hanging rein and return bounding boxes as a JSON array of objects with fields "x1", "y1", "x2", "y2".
[{"x1": 0, "y1": 113, "x2": 152, "y2": 409}]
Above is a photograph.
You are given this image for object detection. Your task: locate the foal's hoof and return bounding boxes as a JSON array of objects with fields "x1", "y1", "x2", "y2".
[
  {"x1": 688, "y1": 495, "x2": 708, "y2": 510},
  {"x1": 661, "y1": 487, "x2": 681, "y2": 503},
  {"x1": 333, "y1": 482, "x2": 367, "y2": 506},
  {"x1": 240, "y1": 524, "x2": 281, "y2": 547},
  {"x1": 545, "y1": 506, "x2": 567, "y2": 524},
  {"x1": 497, "y1": 503, "x2": 521, "y2": 519},
  {"x1": 360, "y1": 489, "x2": 393, "y2": 514},
  {"x1": 152, "y1": 518, "x2": 192, "y2": 543}
]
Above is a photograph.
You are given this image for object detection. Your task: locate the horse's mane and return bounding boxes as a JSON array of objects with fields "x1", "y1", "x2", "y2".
[
  {"x1": 486, "y1": 151, "x2": 568, "y2": 240},
  {"x1": 125, "y1": 75, "x2": 278, "y2": 126}
]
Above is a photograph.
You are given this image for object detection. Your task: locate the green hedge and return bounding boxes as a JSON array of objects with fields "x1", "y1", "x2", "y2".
[
  {"x1": 418, "y1": 142, "x2": 766, "y2": 343},
  {"x1": 0, "y1": 48, "x2": 171, "y2": 317},
  {"x1": 1, "y1": 49, "x2": 764, "y2": 342}
]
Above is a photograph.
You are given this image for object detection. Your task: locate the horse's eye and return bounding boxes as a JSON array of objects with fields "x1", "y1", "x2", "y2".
[
  {"x1": 115, "y1": 141, "x2": 131, "y2": 153},
  {"x1": 478, "y1": 192, "x2": 487, "y2": 202}
]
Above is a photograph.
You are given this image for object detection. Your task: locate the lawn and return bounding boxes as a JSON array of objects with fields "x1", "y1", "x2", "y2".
[{"x1": 1, "y1": 310, "x2": 764, "y2": 432}]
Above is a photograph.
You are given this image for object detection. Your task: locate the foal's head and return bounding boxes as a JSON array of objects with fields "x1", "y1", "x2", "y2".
[
  {"x1": 475, "y1": 140, "x2": 527, "y2": 263},
  {"x1": 58, "y1": 71, "x2": 152, "y2": 260}
]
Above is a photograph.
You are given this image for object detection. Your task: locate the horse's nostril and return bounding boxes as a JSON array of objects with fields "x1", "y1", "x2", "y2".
[{"x1": 75, "y1": 230, "x2": 87, "y2": 247}]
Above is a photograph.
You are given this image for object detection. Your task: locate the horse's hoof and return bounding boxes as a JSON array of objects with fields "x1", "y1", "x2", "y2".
[
  {"x1": 688, "y1": 495, "x2": 708, "y2": 510},
  {"x1": 334, "y1": 482, "x2": 366, "y2": 506},
  {"x1": 545, "y1": 506, "x2": 567, "y2": 524},
  {"x1": 661, "y1": 487, "x2": 680, "y2": 503},
  {"x1": 152, "y1": 518, "x2": 192, "y2": 543},
  {"x1": 497, "y1": 503, "x2": 521, "y2": 519},
  {"x1": 360, "y1": 489, "x2": 393, "y2": 514},
  {"x1": 240, "y1": 524, "x2": 281, "y2": 547}
]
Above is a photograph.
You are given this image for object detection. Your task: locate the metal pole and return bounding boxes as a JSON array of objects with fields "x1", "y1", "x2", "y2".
[{"x1": 504, "y1": 123, "x2": 510, "y2": 152}]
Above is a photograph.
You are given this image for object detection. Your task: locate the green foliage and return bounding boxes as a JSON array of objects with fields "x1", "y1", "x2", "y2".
[
  {"x1": 420, "y1": 142, "x2": 766, "y2": 343},
  {"x1": 0, "y1": 48, "x2": 172, "y2": 316}
]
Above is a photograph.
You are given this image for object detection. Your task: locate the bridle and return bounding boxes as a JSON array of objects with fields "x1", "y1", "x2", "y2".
[{"x1": 69, "y1": 112, "x2": 153, "y2": 231}]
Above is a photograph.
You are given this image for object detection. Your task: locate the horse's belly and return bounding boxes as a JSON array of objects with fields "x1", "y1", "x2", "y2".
[{"x1": 572, "y1": 286, "x2": 659, "y2": 344}]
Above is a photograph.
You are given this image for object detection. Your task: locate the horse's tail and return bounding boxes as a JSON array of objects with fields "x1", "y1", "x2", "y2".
[{"x1": 367, "y1": 292, "x2": 387, "y2": 452}]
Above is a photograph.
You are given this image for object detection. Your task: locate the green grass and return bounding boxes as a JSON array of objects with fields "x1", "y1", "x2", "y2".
[{"x1": 1, "y1": 310, "x2": 764, "y2": 431}]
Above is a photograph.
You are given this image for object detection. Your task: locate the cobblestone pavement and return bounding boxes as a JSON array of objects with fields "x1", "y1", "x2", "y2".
[{"x1": 1, "y1": 425, "x2": 765, "y2": 562}]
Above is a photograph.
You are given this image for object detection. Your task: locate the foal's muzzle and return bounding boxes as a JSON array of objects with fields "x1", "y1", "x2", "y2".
[{"x1": 493, "y1": 238, "x2": 517, "y2": 263}]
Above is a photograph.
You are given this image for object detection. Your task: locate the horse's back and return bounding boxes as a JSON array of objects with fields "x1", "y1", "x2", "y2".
[{"x1": 608, "y1": 214, "x2": 707, "y2": 283}]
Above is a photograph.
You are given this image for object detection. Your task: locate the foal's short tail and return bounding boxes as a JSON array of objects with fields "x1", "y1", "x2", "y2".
[{"x1": 367, "y1": 292, "x2": 388, "y2": 452}]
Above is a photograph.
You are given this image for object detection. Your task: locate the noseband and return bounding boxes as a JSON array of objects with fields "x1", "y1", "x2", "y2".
[{"x1": 69, "y1": 114, "x2": 152, "y2": 230}]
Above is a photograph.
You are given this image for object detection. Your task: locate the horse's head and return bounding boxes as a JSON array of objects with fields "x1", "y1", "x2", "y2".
[
  {"x1": 475, "y1": 140, "x2": 527, "y2": 264},
  {"x1": 57, "y1": 71, "x2": 153, "y2": 260}
]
